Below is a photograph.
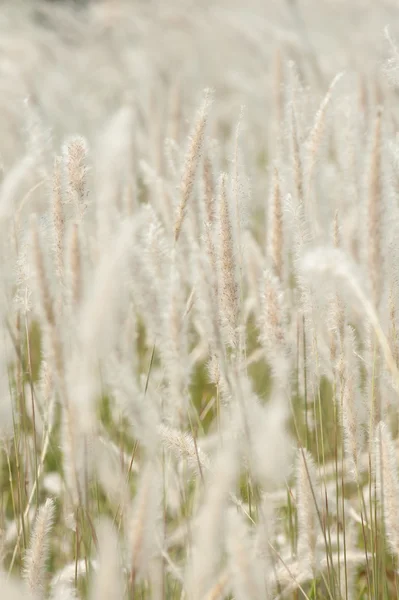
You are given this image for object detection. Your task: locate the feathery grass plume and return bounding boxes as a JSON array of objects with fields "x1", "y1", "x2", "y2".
[
  {"x1": 228, "y1": 113, "x2": 250, "y2": 357},
  {"x1": 51, "y1": 156, "x2": 64, "y2": 283},
  {"x1": 63, "y1": 136, "x2": 88, "y2": 221},
  {"x1": 384, "y1": 194, "x2": 399, "y2": 386},
  {"x1": 328, "y1": 212, "x2": 345, "y2": 367},
  {"x1": 226, "y1": 508, "x2": 269, "y2": 600},
  {"x1": 288, "y1": 191, "x2": 312, "y2": 272},
  {"x1": 243, "y1": 231, "x2": 264, "y2": 318},
  {"x1": 340, "y1": 326, "x2": 366, "y2": 481},
  {"x1": 204, "y1": 218, "x2": 218, "y2": 298},
  {"x1": 68, "y1": 223, "x2": 82, "y2": 308},
  {"x1": 231, "y1": 107, "x2": 248, "y2": 264},
  {"x1": 126, "y1": 461, "x2": 161, "y2": 591},
  {"x1": 367, "y1": 107, "x2": 384, "y2": 310},
  {"x1": 31, "y1": 216, "x2": 55, "y2": 330},
  {"x1": 207, "y1": 351, "x2": 225, "y2": 397},
  {"x1": 128, "y1": 205, "x2": 169, "y2": 342},
  {"x1": 23, "y1": 497, "x2": 55, "y2": 597},
  {"x1": 364, "y1": 319, "x2": 384, "y2": 443},
  {"x1": 305, "y1": 72, "x2": 343, "y2": 229},
  {"x1": 299, "y1": 246, "x2": 399, "y2": 388},
  {"x1": 296, "y1": 448, "x2": 321, "y2": 571},
  {"x1": 185, "y1": 443, "x2": 238, "y2": 600},
  {"x1": 28, "y1": 358, "x2": 54, "y2": 440},
  {"x1": 375, "y1": 421, "x2": 399, "y2": 558},
  {"x1": 142, "y1": 204, "x2": 170, "y2": 284},
  {"x1": 203, "y1": 154, "x2": 215, "y2": 226},
  {"x1": 158, "y1": 424, "x2": 210, "y2": 476},
  {"x1": 139, "y1": 160, "x2": 175, "y2": 232},
  {"x1": 328, "y1": 292, "x2": 344, "y2": 373},
  {"x1": 268, "y1": 165, "x2": 284, "y2": 281},
  {"x1": 202, "y1": 155, "x2": 219, "y2": 300},
  {"x1": 174, "y1": 88, "x2": 212, "y2": 243},
  {"x1": 89, "y1": 519, "x2": 124, "y2": 600},
  {"x1": 290, "y1": 103, "x2": 304, "y2": 207},
  {"x1": 258, "y1": 269, "x2": 291, "y2": 386},
  {"x1": 217, "y1": 172, "x2": 240, "y2": 350}
]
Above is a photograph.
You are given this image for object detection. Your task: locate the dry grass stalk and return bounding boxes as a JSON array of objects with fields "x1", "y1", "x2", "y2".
[
  {"x1": 64, "y1": 136, "x2": 88, "y2": 219},
  {"x1": 52, "y1": 156, "x2": 64, "y2": 283},
  {"x1": 291, "y1": 104, "x2": 304, "y2": 207},
  {"x1": 305, "y1": 73, "x2": 343, "y2": 226},
  {"x1": 218, "y1": 172, "x2": 240, "y2": 349},
  {"x1": 269, "y1": 165, "x2": 284, "y2": 281},
  {"x1": 258, "y1": 270, "x2": 290, "y2": 385},
  {"x1": 69, "y1": 223, "x2": 82, "y2": 308},
  {"x1": 203, "y1": 155, "x2": 215, "y2": 226},
  {"x1": 174, "y1": 89, "x2": 212, "y2": 243},
  {"x1": 328, "y1": 212, "x2": 345, "y2": 365},
  {"x1": 23, "y1": 497, "x2": 55, "y2": 596}
]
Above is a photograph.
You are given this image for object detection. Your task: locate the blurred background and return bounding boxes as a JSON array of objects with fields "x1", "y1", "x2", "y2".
[
  {"x1": 2, "y1": 1, "x2": 397, "y2": 144},
  {"x1": 1, "y1": 0, "x2": 398, "y2": 217}
]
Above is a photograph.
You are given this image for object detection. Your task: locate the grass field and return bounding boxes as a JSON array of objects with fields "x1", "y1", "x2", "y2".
[{"x1": 2, "y1": 1, "x2": 399, "y2": 598}]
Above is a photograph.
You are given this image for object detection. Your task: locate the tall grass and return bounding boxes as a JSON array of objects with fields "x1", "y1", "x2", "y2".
[{"x1": 2, "y1": 1, "x2": 399, "y2": 598}]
